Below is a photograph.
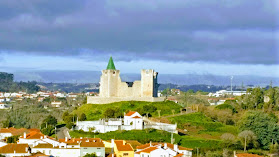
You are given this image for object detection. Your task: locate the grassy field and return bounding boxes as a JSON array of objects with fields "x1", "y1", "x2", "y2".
[
  {"x1": 168, "y1": 112, "x2": 238, "y2": 138},
  {"x1": 70, "y1": 102, "x2": 237, "y2": 151},
  {"x1": 73, "y1": 101, "x2": 182, "y2": 120}
]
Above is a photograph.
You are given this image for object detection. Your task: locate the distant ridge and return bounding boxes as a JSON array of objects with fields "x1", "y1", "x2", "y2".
[{"x1": 7, "y1": 70, "x2": 279, "y2": 86}]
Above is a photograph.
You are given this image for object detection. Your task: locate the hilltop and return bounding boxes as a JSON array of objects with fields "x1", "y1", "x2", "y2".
[{"x1": 73, "y1": 101, "x2": 182, "y2": 120}]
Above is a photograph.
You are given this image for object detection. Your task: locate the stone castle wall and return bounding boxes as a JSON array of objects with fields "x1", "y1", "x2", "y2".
[
  {"x1": 87, "y1": 68, "x2": 162, "y2": 104},
  {"x1": 87, "y1": 96, "x2": 164, "y2": 104}
]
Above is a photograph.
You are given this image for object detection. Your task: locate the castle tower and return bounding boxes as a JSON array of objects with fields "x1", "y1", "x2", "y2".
[
  {"x1": 99, "y1": 57, "x2": 120, "y2": 97},
  {"x1": 140, "y1": 69, "x2": 159, "y2": 97}
]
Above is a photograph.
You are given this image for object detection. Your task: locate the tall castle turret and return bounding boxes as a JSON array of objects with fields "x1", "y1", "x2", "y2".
[
  {"x1": 141, "y1": 69, "x2": 159, "y2": 97},
  {"x1": 99, "y1": 57, "x2": 120, "y2": 97}
]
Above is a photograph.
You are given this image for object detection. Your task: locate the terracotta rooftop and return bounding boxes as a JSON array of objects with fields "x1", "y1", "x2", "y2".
[
  {"x1": 0, "y1": 143, "x2": 29, "y2": 154},
  {"x1": 136, "y1": 142, "x2": 193, "y2": 151},
  {"x1": 135, "y1": 146, "x2": 158, "y2": 154},
  {"x1": 59, "y1": 138, "x2": 102, "y2": 146},
  {"x1": 26, "y1": 152, "x2": 49, "y2": 157},
  {"x1": 132, "y1": 116, "x2": 141, "y2": 119},
  {"x1": 174, "y1": 154, "x2": 184, "y2": 157},
  {"x1": 0, "y1": 127, "x2": 30, "y2": 136},
  {"x1": 236, "y1": 153, "x2": 263, "y2": 157},
  {"x1": 33, "y1": 143, "x2": 54, "y2": 149},
  {"x1": 125, "y1": 111, "x2": 136, "y2": 116},
  {"x1": 80, "y1": 141, "x2": 104, "y2": 147},
  {"x1": 125, "y1": 140, "x2": 142, "y2": 150},
  {"x1": 20, "y1": 131, "x2": 45, "y2": 139},
  {"x1": 136, "y1": 143, "x2": 151, "y2": 150},
  {"x1": 114, "y1": 140, "x2": 133, "y2": 151}
]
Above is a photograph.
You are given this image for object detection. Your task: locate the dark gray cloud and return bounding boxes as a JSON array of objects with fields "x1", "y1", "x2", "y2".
[{"x1": 0, "y1": 0, "x2": 278, "y2": 64}]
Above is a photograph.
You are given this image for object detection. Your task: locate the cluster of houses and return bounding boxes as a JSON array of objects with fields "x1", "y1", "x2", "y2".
[
  {"x1": 0, "y1": 91, "x2": 97, "y2": 109},
  {"x1": 208, "y1": 90, "x2": 248, "y2": 97},
  {"x1": 0, "y1": 127, "x2": 193, "y2": 157}
]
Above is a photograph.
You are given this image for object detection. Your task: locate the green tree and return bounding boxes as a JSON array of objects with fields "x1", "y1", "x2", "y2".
[
  {"x1": 41, "y1": 126, "x2": 55, "y2": 136},
  {"x1": 238, "y1": 111, "x2": 278, "y2": 149},
  {"x1": 66, "y1": 122, "x2": 74, "y2": 129},
  {"x1": 80, "y1": 113, "x2": 87, "y2": 121},
  {"x1": 2, "y1": 118, "x2": 12, "y2": 128},
  {"x1": 43, "y1": 115, "x2": 57, "y2": 126},
  {"x1": 6, "y1": 135, "x2": 19, "y2": 143},
  {"x1": 84, "y1": 153, "x2": 97, "y2": 157},
  {"x1": 221, "y1": 133, "x2": 236, "y2": 148},
  {"x1": 238, "y1": 130, "x2": 258, "y2": 151},
  {"x1": 40, "y1": 115, "x2": 57, "y2": 136}
]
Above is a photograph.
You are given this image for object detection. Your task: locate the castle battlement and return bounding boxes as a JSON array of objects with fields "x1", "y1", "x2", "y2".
[{"x1": 87, "y1": 57, "x2": 164, "y2": 104}]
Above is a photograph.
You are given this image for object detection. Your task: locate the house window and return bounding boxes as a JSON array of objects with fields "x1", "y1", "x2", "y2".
[
  {"x1": 123, "y1": 153, "x2": 129, "y2": 156},
  {"x1": 97, "y1": 148, "x2": 101, "y2": 149},
  {"x1": 49, "y1": 150, "x2": 51, "y2": 154}
]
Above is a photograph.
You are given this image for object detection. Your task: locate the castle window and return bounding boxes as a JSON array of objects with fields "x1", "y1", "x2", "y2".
[{"x1": 113, "y1": 71, "x2": 116, "y2": 74}]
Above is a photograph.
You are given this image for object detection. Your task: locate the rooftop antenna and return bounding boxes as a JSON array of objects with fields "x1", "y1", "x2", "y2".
[{"x1": 230, "y1": 76, "x2": 233, "y2": 93}]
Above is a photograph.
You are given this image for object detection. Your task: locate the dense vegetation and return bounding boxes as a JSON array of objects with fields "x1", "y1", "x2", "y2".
[
  {"x1": 0, "y1": 99, "x2": 69, "y2": 128},
  {"x1": 0, "y1": 72, "x2": 40, "y2": 93},
  {"x1": 169, "y1": 112, "x2": 238, "y2": 136},
  {"x1": 73, "y1": 101, "x2": 182, "y2": 120}
]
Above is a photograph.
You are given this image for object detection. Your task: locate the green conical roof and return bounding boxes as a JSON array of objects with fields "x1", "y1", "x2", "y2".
[{"x1": 106, "y1": 57, "x2": 116, "y2": 70}]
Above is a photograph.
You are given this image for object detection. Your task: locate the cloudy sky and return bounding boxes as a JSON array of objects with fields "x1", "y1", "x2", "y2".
[{"x1": 0, "y1": 0, "x2": 278, "y2": 77}]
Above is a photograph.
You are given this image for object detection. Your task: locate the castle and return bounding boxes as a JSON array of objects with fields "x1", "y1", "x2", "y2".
[{"x1": 87, "y1": 57, "x2": 164, "y2": 104}]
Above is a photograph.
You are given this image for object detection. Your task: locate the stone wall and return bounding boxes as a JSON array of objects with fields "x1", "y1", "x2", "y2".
[{"x1": 87, "y1": 96, "x2": 165, "y2": 104}]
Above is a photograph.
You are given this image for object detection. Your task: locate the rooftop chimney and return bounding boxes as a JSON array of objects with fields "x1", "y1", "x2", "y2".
[
  {"x1": 174, "y1": 144, "x2": 178, "y2": 151},
  {"x1": 23, "y1": 132, "x2": 26, "y2": 139},
  {"x1": 150, "y1": 141, "x2": 152, "y2": 146},
  {"x1": 65, "y1": 137, "x2": 68, "y2": 142},
  {"x1": 111, "y1": 139, "x2": 114, "y2": 148},
  {"x1": 164, "y1": 143, "x2": 167, "y2": 149}
]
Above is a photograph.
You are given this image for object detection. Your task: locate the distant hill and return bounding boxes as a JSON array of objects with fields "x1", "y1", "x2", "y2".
[
  {"x1": 10, "y1": 70, "x2": 279, "y2": 86},
  {"x1": 0, "y1": 72, "x2": 40, "y2": 92}
]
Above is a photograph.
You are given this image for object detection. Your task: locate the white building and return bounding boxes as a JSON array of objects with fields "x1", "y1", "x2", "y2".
[
  {"x1": 51, "y1": 101, "x2": 62, "y2": 107},
  {"x1": 0, "y1": 141, "x2": 7, "y2": 147},
  {"x1": 76, "y1": 111, "x2": 177, "y2": 134},
  {"x1": 135, "y1": 142, "x2": 193, "y2": 157},
  {"x1": 0, "y1": 102, "x2": 9, "y2": 110},
  {"x1": 208, "y1": 90, "x2": 249, "y2": 97}
]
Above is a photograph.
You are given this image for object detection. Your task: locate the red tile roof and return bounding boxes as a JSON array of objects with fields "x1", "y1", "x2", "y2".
[
  {"x1": 125, "y1": 111, "x2": 136, "y2": 116},
  {"x1": 136, "y1": 142, "x2": 193, "y2": 151},
  {"x1": 136, "y1": 143, "x2": 151, "y2": 149},
  {"x1": 33, "y1": 143, "x2": 54, "y2": 148},
  {"x1": 174, "y1": 154, "x2": 184, "y2": 157},
  {"x1": 236, "y1": 153, "x2": 263, "y2": 157},
  {"x1": 59, "y1": 138, "x2": 102, "y2": 146},
  {"x1": 135, "y1": 146, "x2": 158, "y2": 154},
  {"x1": 114, "y1": 140, "x2": 133, "y2": 151},
  {"x1": 0, "y1": 143, "x2": 29, "y2": 154},
  {"x1": 0, "y1": 127, "x2": 30, "y2": 136},
  {"x1": 132, "y1": 116, "x2": 141, "y2": 119},
  {"x1": 21, "y1": 131, "x2": 45, "y2": 139},
  {"x1": 80, "y1": 141, "x2": 104, "y2": 147}
]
